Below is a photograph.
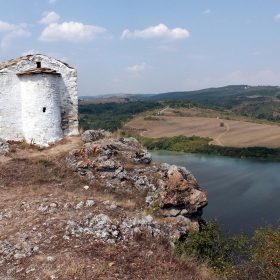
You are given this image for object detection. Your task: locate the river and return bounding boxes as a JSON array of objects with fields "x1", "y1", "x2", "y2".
[{"x1": 150, "y1": 150, "x2": 280, "y2": 236}]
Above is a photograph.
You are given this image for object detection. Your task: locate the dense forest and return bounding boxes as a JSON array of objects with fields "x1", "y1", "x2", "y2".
[{"x1": 79, "y1": 101, "x2": 163, "y2": 132}]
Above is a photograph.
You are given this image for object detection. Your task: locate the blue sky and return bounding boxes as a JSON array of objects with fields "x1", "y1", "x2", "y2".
[{"x1": 1, "y1": 0, "x2": 280, "y2": 96}]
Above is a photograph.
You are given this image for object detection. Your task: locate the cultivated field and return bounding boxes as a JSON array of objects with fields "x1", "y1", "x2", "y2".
[{"x1": 126, "y1": 109, "x2": 280, "y2": 148}]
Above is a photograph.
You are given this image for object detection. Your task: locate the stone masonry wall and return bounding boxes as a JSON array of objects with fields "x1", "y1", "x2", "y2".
[
  {"x1": 0, "y1": 73, "x2": 22, "y2": 140},
  {"x1": 20, "y1": 74, "x2": 63, "y2": 144},
  {"x1": 0, "y1": 54, "x2": 78, "y2": 145}
]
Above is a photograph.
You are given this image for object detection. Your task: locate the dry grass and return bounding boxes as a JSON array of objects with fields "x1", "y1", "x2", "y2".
[
  {"x1": 0, "y1": 136, "x2": 216, "y2": 279},
  {"x1": 126, "y1": 114, "x2": 280, "y2": 148}
]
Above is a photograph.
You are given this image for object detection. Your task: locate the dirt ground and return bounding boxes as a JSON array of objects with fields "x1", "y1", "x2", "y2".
[
  {"x1": 0, "y1": 136, "x2": 83, "y2": 163},
  {"x1": 0, "y1": 136, "x2": 212, "y2": 280},
  {"x1": 126, "y1": 112, "x2": 280, "y2": 148}
]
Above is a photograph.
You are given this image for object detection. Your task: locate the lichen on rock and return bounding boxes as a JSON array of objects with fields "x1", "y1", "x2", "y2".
[{"x1": 67, "y1": 130, "x2": 208, "y2": 240}]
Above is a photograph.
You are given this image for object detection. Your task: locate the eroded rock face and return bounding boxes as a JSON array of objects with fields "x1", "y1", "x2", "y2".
[
  {"x1": 0, "y1": 138, "x2": 10, "y2": 155},
  {"x1": 159, "y1": 165, "x2": 208, "y2": 212},
  {"x1": 67, "y1": 130, "x2": 208, "y2": 240}
]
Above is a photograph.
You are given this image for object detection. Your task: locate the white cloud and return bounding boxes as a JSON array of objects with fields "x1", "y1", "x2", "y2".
[
  {"x1": 203, "y1": 9, "x2": 211, "y2": 14},
  {"x1": 38, "y1": 21, "x2": 107, "y2": 42},
  {"x1": 0, "y1": 21, "x2": 18, "y2": 32},
  {"x1": 1, "y1": 29, "x2": 30, "y2": 50},
  {"x1": 0, "y1": 20, "x2": 30, "y2": 50},
  {"x1": 49, "y1": 0, "x2": 57, "y2": 3},
  {"x1": 274, "y1": 13, "x2": 280, "y2": 21},
  {"x1": 39, "y1": 12, "x2": 60, "y2": 24},
  {"x1": 120, "y1": 23, "x2": 190, "y2": 41},
  {"x1": 0, "y1": 21, "x2": 27, "y2": 32},
  {"x1": 47, "y1": 52, "x2": 68, "y2": 62},
  {"x1": 125, "y1": 62, "x2": 152, "y2": 73},
  {"x1": 253, "y1": 51, "x2": 261, "y2": 55},
  {"x1": 22, "y1": 49, "x2": 39, "y2": 56}
]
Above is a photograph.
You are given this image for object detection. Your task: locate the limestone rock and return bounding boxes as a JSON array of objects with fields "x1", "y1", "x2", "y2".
[
  {"x1": 82, "y1": 130, "x2": 104, "y2": 143},
  {"x1": 66, "y1": 135, "x2": 208, "y2": 240},
  {"x1": 159, "y1": 165, "x2": 208, "y2": 213},
  {"x1": 0, "y1": 138, "x2": 10, "y2": 155},
  {"x1": 132, "y1": 150, "x2": 152, "y2": 164}
]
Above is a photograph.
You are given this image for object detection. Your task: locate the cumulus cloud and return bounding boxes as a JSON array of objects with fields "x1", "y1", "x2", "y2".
[
  {"x1": 203, "y1": 9, "x2": 211, "y2": 14},
  {"x1": 49, "y1": 0, "x2": 57, "y2": 3},
  {"x1": 1, "y1": 29, "x2": 30, "y2": 50},
  {"x1": 121, "y1": 23, "x2": 190, "y2": 41},
  {"x1": 274, "y1": 13, "x2": 280, "y2": 21},
  {"x1": 0, "y1": 20, "x2": 30, "y2": 50},
  {"x1": 125, "y1": 62, "x2": 152, "y2": 73},
  {"x1": 22, "y1": 49, "x2": 39, "y2": 56},
  {"x1": 39, "y1": 12, "x2": 60, "y2": 24},
  {"x1": 0, "y1": 21, "x2": 26, "y2": 32},
  {"x1": 38, "y1": 21, "x2": 107, "y2": 42}
]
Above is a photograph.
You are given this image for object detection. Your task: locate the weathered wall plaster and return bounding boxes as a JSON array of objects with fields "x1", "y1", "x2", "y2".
[{"x1": 0, "y1": 54, "x2": 78, "y2": 146}]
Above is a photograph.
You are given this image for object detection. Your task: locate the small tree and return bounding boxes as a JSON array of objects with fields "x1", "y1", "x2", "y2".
[{"x1": 220, "y1": 122, "x2": 225, "y2": 127}]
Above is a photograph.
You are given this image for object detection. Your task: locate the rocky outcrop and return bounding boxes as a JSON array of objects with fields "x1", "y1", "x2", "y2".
[
  {"x1": 0, "y1": 138, "x2": 10, "y2": 155},
  {"x1": 0, "y1": 195, "x2": 165, "y2": 272},
  {"x1": 67, "y1": 130, "x2": 208, "y2": 240},
  {"x1": 81, "y1": 129, "x2": 111, "y2": 143}
]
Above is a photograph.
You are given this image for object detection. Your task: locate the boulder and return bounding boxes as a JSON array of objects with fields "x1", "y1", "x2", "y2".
[
  {"x1": 159, "y1": 165, "x2": 208, "y2": 213},
  {"x1": 82, "y1": 130, "x2": 104, "y2": 143}
]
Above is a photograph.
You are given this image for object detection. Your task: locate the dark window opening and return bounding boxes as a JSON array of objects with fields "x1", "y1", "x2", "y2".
[
  {"x1": 36, "y1": 62, "x2": 41, "y2": 68},
  {"x1": 43, "y1": 107, "x2": 46, "y2": 113}
]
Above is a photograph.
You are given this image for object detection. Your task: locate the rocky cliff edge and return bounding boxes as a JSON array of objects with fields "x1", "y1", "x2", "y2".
[{"x1": 67, "y1": 130, "x2": 208, "y2": 240}]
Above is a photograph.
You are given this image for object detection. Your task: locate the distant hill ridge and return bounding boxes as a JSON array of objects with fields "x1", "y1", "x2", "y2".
[{"x1": 146, "y1": 85, "x2": 278, "y2": 101}]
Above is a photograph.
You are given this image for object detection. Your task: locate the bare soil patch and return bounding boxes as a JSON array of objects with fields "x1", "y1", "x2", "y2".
[{"x1": 126, "y1": 115, "x2": 280, "y2": 148}]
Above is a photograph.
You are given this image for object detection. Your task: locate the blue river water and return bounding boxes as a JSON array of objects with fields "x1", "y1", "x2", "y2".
[{"x1": 150, "y1": 150, "x2": 280, "y2": 236}]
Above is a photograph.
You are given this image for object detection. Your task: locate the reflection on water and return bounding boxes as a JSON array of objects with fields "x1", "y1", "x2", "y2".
[{"x1": 150, "y1": 150, "x2": 280, "y2": 236}]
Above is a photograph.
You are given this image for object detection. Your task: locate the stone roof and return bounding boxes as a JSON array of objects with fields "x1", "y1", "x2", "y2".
[
  {"x1": 0, "y1": 54, "x2": 74, "y2": 71},
  {"x1": 16, "y1": 68, "x2": 61, "y2": 76}
]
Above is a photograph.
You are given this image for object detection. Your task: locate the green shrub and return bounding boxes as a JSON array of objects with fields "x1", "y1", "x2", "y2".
[
  {"x1": 250, "y1": 222, "x2": 280, "y2": 276},
  {"x1": 176, "y1": 219, "x2": 280, "y2": 278},
  {"x1": 176, "y1": 219, "x2": 249, "y2": 272}
]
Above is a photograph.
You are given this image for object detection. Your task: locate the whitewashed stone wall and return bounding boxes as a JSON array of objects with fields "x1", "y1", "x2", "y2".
[
  {"x1": 0, "y1": 54, "x2": 78, "y2": 146},
  {"x1": 19, "y1": 74, "x2": 63, "y2": 144},
  {"x1": 0, "y1": 73, "x2": 22, "y2": 140}
]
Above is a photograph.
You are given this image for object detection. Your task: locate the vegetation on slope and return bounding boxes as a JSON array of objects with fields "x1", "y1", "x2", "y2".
[
  {"x1": 79, "y1": 101, "x2": 164, "y2": 132},
  {"x1": 176, "y1": 219, "x2": 280, "y2": 279},
  {"x1": 122, "y1": 132, "x2": 280, "y2": 160},
  {"x1": 146, "y1": 85, "x2": 280, "y2": 123}
]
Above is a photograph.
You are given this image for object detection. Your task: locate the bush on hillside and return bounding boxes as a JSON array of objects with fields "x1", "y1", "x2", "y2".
[{"x1": 176, "y1": 219, "x2": 280, "y2": 279}]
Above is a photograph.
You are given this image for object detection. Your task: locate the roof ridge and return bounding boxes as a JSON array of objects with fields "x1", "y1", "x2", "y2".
[{"x1": 0, "y1": 54, "x2": 73, "y2": 71}]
